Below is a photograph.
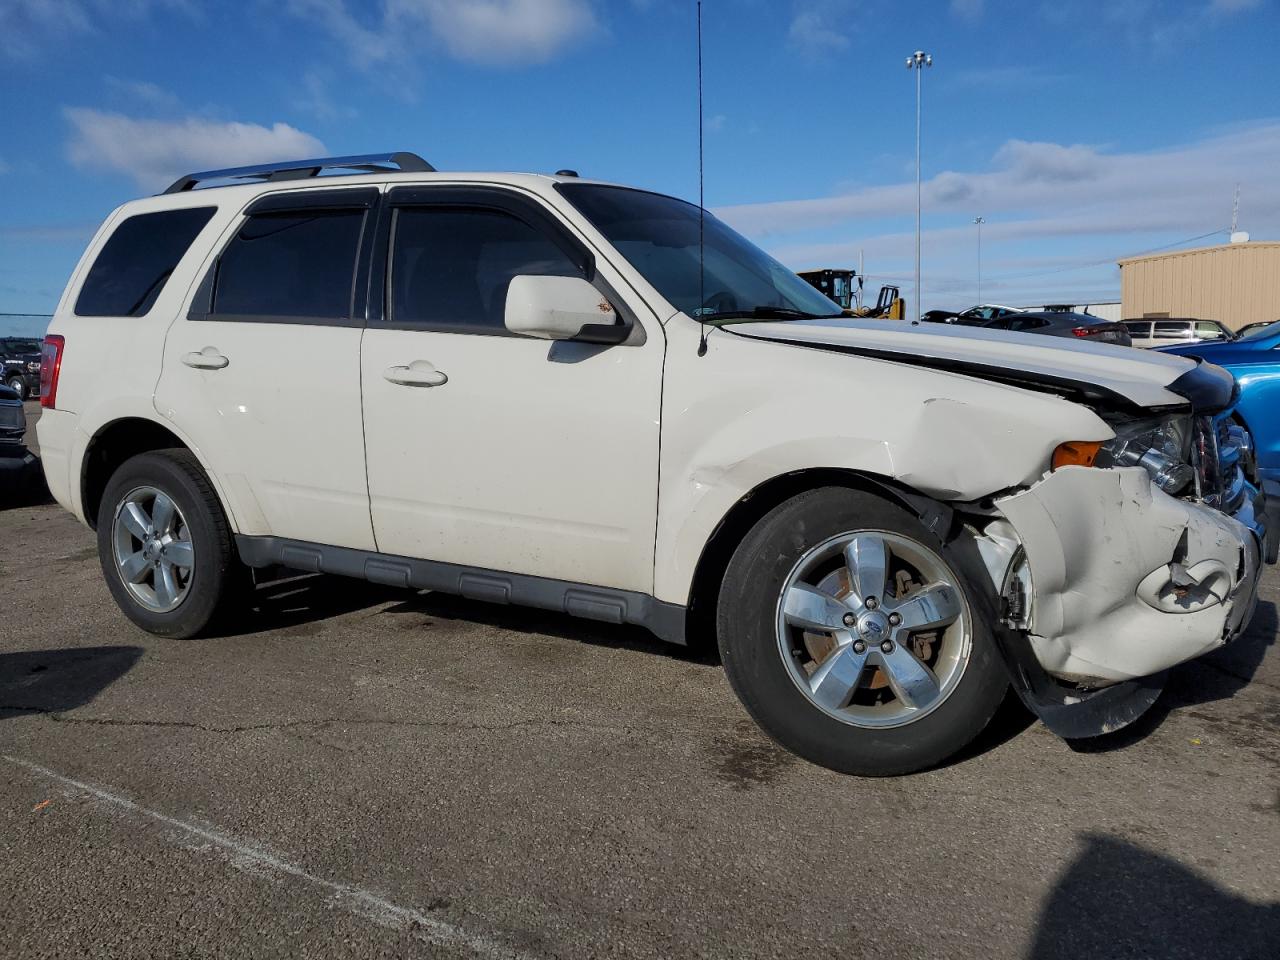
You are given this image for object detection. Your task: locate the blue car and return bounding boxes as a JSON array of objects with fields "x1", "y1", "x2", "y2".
[{"x1": 1160, "y1": 322, "x2": 1280, "y2": 521}]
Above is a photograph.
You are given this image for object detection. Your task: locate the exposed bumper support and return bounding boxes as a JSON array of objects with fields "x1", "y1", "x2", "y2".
[{"x1": 975, "y1": 466, "x2": 1265, "y2": 739}]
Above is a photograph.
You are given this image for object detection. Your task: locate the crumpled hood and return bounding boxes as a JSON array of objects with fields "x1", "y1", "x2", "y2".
[{"x1": 726, "y1": 318, "x2": 1207, "y2": 410}]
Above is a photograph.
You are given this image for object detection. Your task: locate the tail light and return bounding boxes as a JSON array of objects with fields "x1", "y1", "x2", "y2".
[
  {"x1": 1071, "y1": 327, "x2": 1093, "y2": 337},
  {"x1": 40, "y1": 335, "x2": 64, "y2": 409}
]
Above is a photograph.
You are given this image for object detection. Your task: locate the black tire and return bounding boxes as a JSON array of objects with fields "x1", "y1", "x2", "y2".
[
  {"x1": 6, "y1": 376, "x2": 26, "y2": 400},
  {"x1": 717, "y1": 486, "x2": 1008, "y2": 776},
  {"x1": 96, "y1": 449, "x2": 248, "y2": 639}
]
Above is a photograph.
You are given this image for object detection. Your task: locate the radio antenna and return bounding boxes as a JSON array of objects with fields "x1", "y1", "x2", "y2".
[{"x1": 696, "y1": 0, "x2": 709, "y2": 357}]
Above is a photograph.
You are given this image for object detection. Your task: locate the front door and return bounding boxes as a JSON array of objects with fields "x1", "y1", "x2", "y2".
[{"x1": 359, "y1": 186, "x2": 664, "y2": 593}]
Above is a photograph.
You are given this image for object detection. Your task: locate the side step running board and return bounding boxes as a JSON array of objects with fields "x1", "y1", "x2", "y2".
[{"x1": 235, "y1": 535, "x2": 688, "y2": 645}]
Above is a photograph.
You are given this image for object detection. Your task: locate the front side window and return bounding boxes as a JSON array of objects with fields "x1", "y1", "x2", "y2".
[
  {"x1": 212, "y1": 209, "x2": 365, "y2": 320},
  {"x1": 389, "y1": 206, "x2": 585, "y2": 332},
  {"x1": 1195, "y1": 321, "x2": 1224, "y2": 339},
  {"x1": 76, "y1": 207, "x2": 215, "y2": 317},
  {"x1": 557, "y1": 184, "x2": 840, "y2": 321}
]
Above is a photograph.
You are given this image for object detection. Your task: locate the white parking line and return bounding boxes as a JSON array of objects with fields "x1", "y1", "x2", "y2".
[{"x1": 4, "y1": 755, "x2": 537, "y2": 960}]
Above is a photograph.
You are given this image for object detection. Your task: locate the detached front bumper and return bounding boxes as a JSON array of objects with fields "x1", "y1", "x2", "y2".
[{"x1": 994, "y1": 465, "x2": 1264, "y2": 685}]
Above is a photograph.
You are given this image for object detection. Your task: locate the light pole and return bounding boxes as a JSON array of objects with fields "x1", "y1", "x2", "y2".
[
  {"x1": 973, "y1": 216, "x2": 985, "y2": 303},
  {"x1": 906, "y1": 50, "x2": 932, "y2": 321}
]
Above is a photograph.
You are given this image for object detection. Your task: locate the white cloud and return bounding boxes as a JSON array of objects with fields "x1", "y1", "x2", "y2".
[
  {"x1": 290, "y1": 0, "x2": 600, "y2": 69},
  {"x1": 786, "y1": 2, "x2": 855, "y2": 57},
  {"x1": 390, "y1": 0, "x2": 599, "y2": 66},
  {"x1": 64, "y1": 108, "x2": 327, "y2": 191},
  {"x1": 715, "y1": 122, "x2": 1280, "y2": 310}
]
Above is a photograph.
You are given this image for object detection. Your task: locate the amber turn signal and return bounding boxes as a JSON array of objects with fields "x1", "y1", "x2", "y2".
[{"x1": 1051, "y1": 440, "x2": 1102, "y2": 469}]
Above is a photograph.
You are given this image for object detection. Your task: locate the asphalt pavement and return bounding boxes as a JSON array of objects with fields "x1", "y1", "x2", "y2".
[{"x1": 2, "y1": 401, "x2": 1277, "y2": 959}]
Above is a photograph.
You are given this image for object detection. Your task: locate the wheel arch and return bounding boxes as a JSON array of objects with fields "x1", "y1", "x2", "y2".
[
  {"x1": 682, "y1": 467, "x2": 954, "y2": 647},
  {"x1": 81, "y1": 415, "x2": 238, "y2": 532}
]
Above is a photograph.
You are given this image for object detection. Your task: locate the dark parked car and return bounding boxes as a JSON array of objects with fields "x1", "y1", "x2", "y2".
[
  {"x1": 0, "y1": 336, "x2": 42, "y2": 400},
  {"x1": 0, "y1": 383, "x2": 40, "y2": 497},
  {"x1": 958, "y1": 310, "x2": 1132, "y2": 346}
]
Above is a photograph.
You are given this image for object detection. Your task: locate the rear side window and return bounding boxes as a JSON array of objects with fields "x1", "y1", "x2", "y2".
[
  {"x1": 212, "y1": 210, "x2": 365, "y2": 320},
  {"x1": 75, "y1": 207, "x2": 215, "y2": 317},
  {"x1": 389, "y1": 206, "x2": 585, "y2": 332},
  {"x1": 1008, "y1": 317, "x2": 1048, "y2": 331},
  {"x1": 1154, "y1": 321, "x2": 1191, "y2": 338}
]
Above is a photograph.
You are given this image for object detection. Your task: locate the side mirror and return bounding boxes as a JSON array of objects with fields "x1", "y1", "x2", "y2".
[{"x1": 504, "y1": 275, "x2": 628, "y2": 344}]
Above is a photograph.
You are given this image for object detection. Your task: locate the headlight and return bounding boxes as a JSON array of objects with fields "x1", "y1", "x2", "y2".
[
  {"x1": 27, "y1": 361, "x2": 39, "y2": 372},
  {"x1": 1053, "y1": 415, "x2": 1195, "y2": 496}
]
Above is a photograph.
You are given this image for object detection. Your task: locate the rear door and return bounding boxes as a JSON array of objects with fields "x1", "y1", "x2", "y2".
[
  {"x1": 156, "y1": 187, "x2": 378, "y2": 550},
  {"x1": 359, "y1": 185, "x2": 665, "y2": 592}
]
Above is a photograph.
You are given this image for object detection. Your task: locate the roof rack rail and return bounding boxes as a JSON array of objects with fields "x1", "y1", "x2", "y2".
[{"x1": 162, "y1": 152, "x2": 435, "y2": 194}]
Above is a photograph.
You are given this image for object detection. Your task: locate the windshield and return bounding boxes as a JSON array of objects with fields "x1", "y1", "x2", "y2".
[
  {"x1": 557, "y1": 184, "x2": 843, "y2": 321},
  {"x1": 1239, "y1": 321, "x2": 1280, "y2": 341}
]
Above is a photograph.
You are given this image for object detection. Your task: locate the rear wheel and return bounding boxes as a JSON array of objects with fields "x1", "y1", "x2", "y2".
[
  {"x1": 97, "y1": 449, "x2": 247, "y2": 638},
  {"x1": 717, "y1": 487, "x2": 1008, "y2": 776}
]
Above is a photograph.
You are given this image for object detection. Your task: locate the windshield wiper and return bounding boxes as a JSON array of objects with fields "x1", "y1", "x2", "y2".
[{"x1": 703, "y1": 306, "x2": 841, "y2": 323}]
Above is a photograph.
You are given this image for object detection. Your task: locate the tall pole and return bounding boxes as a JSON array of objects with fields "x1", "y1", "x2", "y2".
[
  {"x1": 973, "y1": 216, "x2": 985, "y2": 303},
  {"x1": 907, "y1": 51, "x2": 932, "y2": 321}
]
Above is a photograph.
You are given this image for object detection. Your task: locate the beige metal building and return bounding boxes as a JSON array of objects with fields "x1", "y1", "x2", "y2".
[{"x1": 1118, "y1": 240, "x2": 1280, "y2": 331}]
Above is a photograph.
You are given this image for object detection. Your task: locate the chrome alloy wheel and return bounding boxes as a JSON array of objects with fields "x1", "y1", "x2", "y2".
[
  {"x1": 775, "y1": 531, "x2": 972, "y2": 728},
  {"x1": 111, "y1": 485, "x2": 195, "y2": 613}
]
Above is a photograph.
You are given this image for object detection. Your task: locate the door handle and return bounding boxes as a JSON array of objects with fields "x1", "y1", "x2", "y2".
[
  {"x1": 383, "y1": 361, "x2": 448, "y2": 388},
  {"x1": 182, "y1": 347, "x2": 229, "y2": 370}
]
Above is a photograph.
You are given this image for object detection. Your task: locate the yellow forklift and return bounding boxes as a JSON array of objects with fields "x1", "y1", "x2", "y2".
[{"x1": 797, "y1": 268, "x2": 903, "y2": 319}]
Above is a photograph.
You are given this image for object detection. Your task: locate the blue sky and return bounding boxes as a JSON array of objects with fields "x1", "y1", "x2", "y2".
[{"x1": 2, "y1": 0, "x2": 1278, "y2": 329}]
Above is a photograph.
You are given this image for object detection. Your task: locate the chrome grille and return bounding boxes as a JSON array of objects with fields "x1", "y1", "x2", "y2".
[{"x1": 1192, "y1": 414, "x2": 1248, "y2": 514}]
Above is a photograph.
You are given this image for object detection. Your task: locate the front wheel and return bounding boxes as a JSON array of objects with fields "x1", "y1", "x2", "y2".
[
  {"x1": 97, "y1": 449, "x2": 248, "y2": 638},
  {"x1": 6, "y1": 376, "x2": 26, "y2": 400},
  {"x1": 717, "y1": 487, "x2": 1008, "y2": 776}
]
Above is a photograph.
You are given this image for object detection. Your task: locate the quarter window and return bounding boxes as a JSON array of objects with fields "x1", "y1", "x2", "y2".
[
  {"x1": 212, "y1": 209, "x2": 365, "y2": 320},
  {"x1": 76, "y1": 207, "x2": 215, "y2": 317},
  {"x1": 389, "y1": 206, "x2": 586, "y2": 332}
]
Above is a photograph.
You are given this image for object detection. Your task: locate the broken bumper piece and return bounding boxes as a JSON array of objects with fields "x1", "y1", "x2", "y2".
[{"x1": 995, "y1": 465, "x2": 1264, "y2": 686}]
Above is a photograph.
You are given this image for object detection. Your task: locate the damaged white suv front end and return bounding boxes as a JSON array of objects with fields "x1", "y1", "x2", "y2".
[
  {"x1": 718, "y1": 316, "x2": 1270, "y2": 747},
  {"x1": 989, "y1": 395, "x2": 1265, "y2": 733}
]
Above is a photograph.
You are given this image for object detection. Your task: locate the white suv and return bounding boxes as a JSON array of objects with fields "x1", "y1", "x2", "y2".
[{"x1": 37, "y1": 153, "x2": 1271, "y2": 776}]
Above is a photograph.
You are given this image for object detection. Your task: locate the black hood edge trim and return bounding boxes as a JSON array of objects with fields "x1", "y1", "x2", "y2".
[{"x1": 728, "y1": 329, "x2": 1178, "y2": 415}]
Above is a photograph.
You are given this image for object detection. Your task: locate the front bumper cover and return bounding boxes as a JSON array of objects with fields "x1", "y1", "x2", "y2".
[{"x1": 989, "y1": 465, "x2": 1265, "y2": 738}]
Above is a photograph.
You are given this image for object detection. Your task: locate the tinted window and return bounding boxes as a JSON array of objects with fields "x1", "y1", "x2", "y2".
[
  {"x1": 76, "y1": 207, "x2": 215, "y2": 317},
  {"x1": 389, "y1": 207, "x2": 585, "y2": 332},
  {"x1": 1008, "y1": 316, "x2": 1049, "y2": 331},
  {"x1": 213, "y1": 210, "x2": 364, "y2": 320},
  {"x1": 1154, "y1": 321, "x2": 1192, "y2": 338},
  {"x1": 1123, "y1": 321, "x2": 1149, "y2": 334}
]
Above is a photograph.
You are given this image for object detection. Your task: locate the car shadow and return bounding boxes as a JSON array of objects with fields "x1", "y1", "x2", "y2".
[
  {"x1": 0, "y1": 645, "x2": 143, "y2": 720},
  {"x1": 1069, "y1": 599, "x2": 1277, "y2": 753},
  {"x1": 0, "y1": 452, "x2": 51, "y2": 511},
  {"x1": 1028, "y1": 833, "x2": 1279, "y2": 959},
  {"x1": 379, "y1": 590, "x2": 722, "y2": 667},
  {"x1": 206, "y1": 571, "x2": 408, "y2": 638}
]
